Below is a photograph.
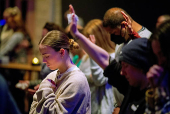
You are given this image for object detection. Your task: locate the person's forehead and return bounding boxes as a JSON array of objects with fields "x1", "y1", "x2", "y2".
[{"x1": 39, "y1": 45, "x2": 53, "y2": 53}]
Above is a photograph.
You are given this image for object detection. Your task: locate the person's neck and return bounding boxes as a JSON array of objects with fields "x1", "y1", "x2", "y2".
[
  {"x1": 132, "y1": 21, "x2": 143, "y2": 33},
  {"x1": 78, "y1": 50, "x2": 86, "y2": 60},
  {"x1": 140, "y1": 75, "x2": 149, "y2": 90},
  {"x1": 124, "y1": 38, "x2": 131, "y2": 44},
  {"x1": 58, "y1": 57, "x2": 75, "y2": 74}
]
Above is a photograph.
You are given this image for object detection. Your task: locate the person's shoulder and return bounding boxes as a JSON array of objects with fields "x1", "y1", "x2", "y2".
[
  {"x1": 12, "y1": 32, "x2": 24, "y2": 38},
  {"x1": 62, "y1": 67, "x2": 90, "y2": 93},
  {"x1": 47, "y1": 70, "x2": 58, "y2": 77},
  {"x1": 68, "y1": 69, "x2": 90, "y2": 91},
  {"x1": 69, "y1": 68, "x2": 88, "y2": 82},
  {"x1": 0, "y1": 25, "x2": 4, "y2": 32},
  {"x1": 110, "y1": 52, "x2": 115, "y2": 58},
  {"x1": 138, "y1": 26, "x2": 152, "y2": 39},
  {"x1": 70, "y1": 67, "x2": 85, "y2": 77},
  {"x1": 43, "y1": 70, "x2": 58, "y2": 82}
]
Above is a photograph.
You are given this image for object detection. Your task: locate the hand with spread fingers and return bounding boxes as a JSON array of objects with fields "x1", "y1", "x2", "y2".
[
  {"x1": 121, "y1": 11, "x2": 133, "y2": 34},
  {"x1": 88, "y1": 35, "x2": 96, "y2": 44},
  {"x1": 121, "y1": 11, "x2": 140, "y2": 39}
]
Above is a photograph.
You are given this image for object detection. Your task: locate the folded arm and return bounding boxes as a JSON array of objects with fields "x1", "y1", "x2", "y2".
[{"x1": 29, "y1": 79, "x2": 88, "y2": 114}]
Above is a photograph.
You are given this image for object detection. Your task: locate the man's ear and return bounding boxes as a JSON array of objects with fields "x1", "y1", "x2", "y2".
[{"x1": 59, "y1": 48, "x2": 65, "y2": 56}]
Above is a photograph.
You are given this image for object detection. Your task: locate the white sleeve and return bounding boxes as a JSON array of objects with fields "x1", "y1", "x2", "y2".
[{"x1": 90, "y1": 58, "x2": 108, "y2": 86}]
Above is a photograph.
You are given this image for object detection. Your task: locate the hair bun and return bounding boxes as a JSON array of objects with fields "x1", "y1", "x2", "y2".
[{"x1": 69, "y1": 39, "x2": 79, "y2": 50}]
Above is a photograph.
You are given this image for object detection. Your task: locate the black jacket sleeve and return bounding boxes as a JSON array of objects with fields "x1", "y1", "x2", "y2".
[{"x1": 104, "y1": 59, "x2": 129, "y2": 96}]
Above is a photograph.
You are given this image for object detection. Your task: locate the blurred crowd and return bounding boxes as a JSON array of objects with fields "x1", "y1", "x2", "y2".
[{"x1": 0, "y1": 4, "x2": 170, "y2": 114}]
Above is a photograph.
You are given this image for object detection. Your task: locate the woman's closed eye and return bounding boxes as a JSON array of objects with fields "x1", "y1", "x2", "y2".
[
  {"x1": 42, "y1": 55, "x2": 50, "y2": 59},
  {"x1": 45, "y1": 56, "x2": 49, "y2": 59}
]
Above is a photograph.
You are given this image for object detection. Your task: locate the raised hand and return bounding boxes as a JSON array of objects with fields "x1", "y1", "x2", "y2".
[
  {"x1": 69, "y1": 5, "x2": 79, "y2": 38},
  {"x1": 121, "y1": 11, "x2": 133, "y2": 34},
  {"x1": 69, "y1": 4, "x2": 75, "y2": 14},
  {"x1": 146, "y1": 65, "x2": 164, "y2": 87},
  {"x1": 88, "y1": 35, "x2": 96, "y2": 44}
]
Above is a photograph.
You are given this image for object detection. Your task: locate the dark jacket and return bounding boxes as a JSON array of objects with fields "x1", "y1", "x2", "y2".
[{"x1": 104, "y1": 59, "x2": 146, "y2": 114}]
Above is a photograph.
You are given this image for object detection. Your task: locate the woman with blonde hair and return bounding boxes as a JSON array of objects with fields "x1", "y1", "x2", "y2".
[
  {"x1": 82, "y1": 19, "x2": 117, "y2": 114},
  {"x1": 29, "y1": 30, "x2": 91, "y2": 114},
  {"x1": 83, "y1": 19, "x2": 115, "y2": 54}
]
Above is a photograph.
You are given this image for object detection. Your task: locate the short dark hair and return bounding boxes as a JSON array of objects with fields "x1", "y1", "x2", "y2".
[
  {"x1": 43, "y1": 22, "x2": 65, "y2": 33},
  {"x1": 103, "y1": 7, "x2": 132, "y2": 29}
]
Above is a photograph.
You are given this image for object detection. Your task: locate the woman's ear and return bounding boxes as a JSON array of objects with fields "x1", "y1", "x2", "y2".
[{"x1": 59, "y1": 48, "x2": 65, "y2": 57}]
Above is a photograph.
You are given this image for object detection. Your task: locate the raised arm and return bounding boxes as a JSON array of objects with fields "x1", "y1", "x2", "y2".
[
  {"x1": 121, "y1": 11, "x2": 141, "y2": 39},
  {"x1": 69, "y1": 5, "x2": 109, "y2": 69}
]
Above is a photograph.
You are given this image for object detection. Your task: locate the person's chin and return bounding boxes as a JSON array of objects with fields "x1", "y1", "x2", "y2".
[
  {"x1": 47, "y1": 65, "x2": 52, "y2": 69},
  {"x1": 49, "y1": 67, "x2": 53, "y2": 70},
  {"x1": 49, "y1": 67, "x2": 57, "y2": 70}
]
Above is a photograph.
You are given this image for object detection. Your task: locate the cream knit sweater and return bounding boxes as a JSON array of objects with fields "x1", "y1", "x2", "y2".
[{"x1": 29, "y1": 66, "x2": 91, "y2": 114}]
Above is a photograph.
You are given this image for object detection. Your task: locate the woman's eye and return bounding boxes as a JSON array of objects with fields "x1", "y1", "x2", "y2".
[{"x1": 46, "y1": 56, "x2": 49, "y2": 58}]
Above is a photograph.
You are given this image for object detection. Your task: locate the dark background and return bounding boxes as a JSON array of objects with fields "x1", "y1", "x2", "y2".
[
  {"x1": 0, "y1": 0, "x2": 170, "y2": 32},
  {"x1": 0, "y1": 0, "x2": 28, "y2": 23},
  {"x1": 62, "y1": 0, "x2": 170, "y2": 32}
]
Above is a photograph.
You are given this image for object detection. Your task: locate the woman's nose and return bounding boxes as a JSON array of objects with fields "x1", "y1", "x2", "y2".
[{"x1": 43, "y1": 58, "x2": 47, "y2": 63}]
